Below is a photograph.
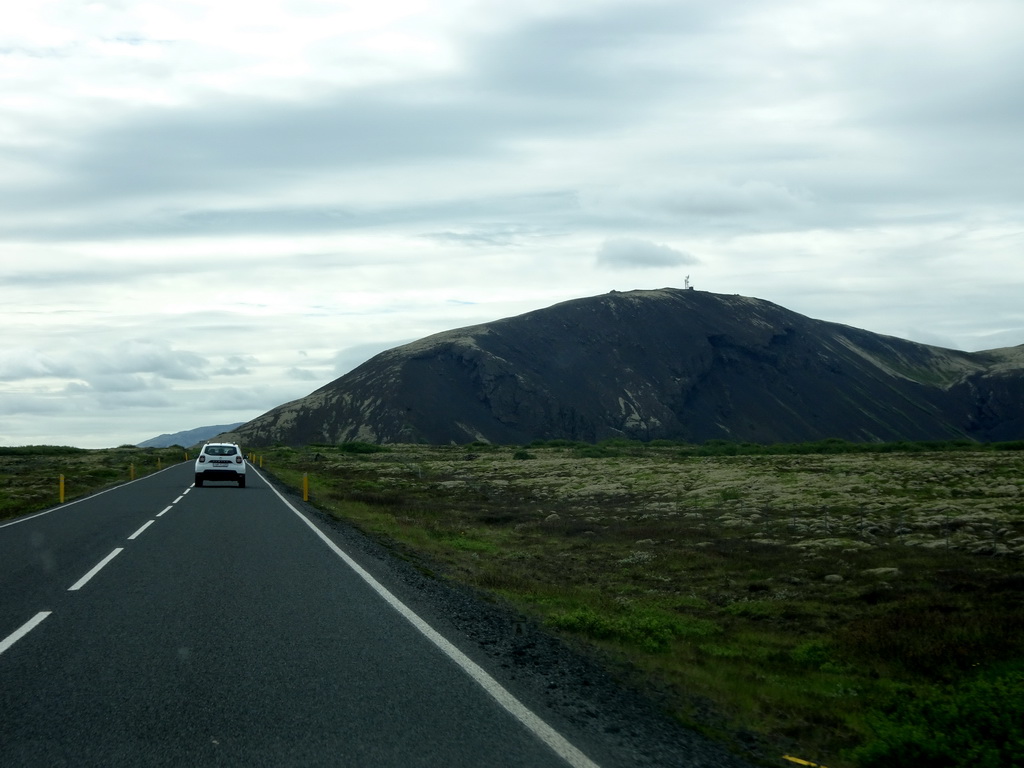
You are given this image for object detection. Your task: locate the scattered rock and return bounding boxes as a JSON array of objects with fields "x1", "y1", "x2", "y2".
[
  {"x1": 862, "y1": 567, "x2": 900, "y2": 578},
  {"x1": 545, "y1": 513, "x2": 561, "y2": 522},
  {"x1": 620, "y1": 551, "x2": 656, "y2": 564},
  {"x1": 793, "y1": 538, "x2": 872, "y2": 550},
  {"x1": 824, "y1": 574, "x2": 844, "y2": 583},
  {"x1": 971, "y1": 543, "x2": 1012, "y2": 556}
]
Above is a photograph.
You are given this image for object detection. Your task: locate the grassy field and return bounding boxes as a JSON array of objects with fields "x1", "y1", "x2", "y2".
[
  {"x1": 3, "y1": 441, "x2": 1022, "y2": 766},
  {"x1": 0, "y1": 444, "x2": 190, "y2": 520},
  {"x1": 258, "y1": 441, "x2": 1023, "y2": 768}
]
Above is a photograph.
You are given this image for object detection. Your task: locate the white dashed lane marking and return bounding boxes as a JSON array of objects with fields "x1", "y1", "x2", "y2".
[
  {"x1": 0, "y1": 612, "x2": 52, "y2": 657},
  {"x1": 68, "y1": 548, "x2": 124, "y2": 592}
]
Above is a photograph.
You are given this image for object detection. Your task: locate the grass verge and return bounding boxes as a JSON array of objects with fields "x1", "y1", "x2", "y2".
[{"x1": 0, "y1": 445, "x2": 192, "y2": 520}]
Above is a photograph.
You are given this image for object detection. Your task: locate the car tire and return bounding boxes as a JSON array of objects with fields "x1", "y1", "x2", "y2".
[
  {"x1": 238, "y1": 476, "x2": 246, "y2": 488},
  {"x1": 195, "y1": 475, "x2": 203, "y2": 487}
]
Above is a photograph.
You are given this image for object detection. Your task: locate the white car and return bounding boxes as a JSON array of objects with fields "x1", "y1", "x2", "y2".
[{"x1": 194, "y1": 442, "x2": 247, "y2": 488}]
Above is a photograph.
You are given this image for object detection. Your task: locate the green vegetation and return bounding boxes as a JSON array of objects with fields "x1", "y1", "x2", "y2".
[
  {"x1": 0, "y1": 445, "x2": 190, "y2": 519},
  {"x1": 534, "y1": 436, "x2": 1024, "y2": 457},
  {"x1": 0, "y1": 445, "x2": 88, "y2": 456},
  {"x1": 546, "y1": 606, "x2": 698, "y2": 653},
  {"x1": 258, "y1": 440, "x2": 1024, "y2": 768},
  {"x1": 312, "y1": 441, "x2": 391, "y2": 455},
  {"x1": 852, "y1": 664, "x2": 1024, "y2": 768}
]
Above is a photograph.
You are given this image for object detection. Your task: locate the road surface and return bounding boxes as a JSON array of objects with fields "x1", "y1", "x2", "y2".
[{"x1": 0, "y1": 461, "x2": 753, "y2": 767}]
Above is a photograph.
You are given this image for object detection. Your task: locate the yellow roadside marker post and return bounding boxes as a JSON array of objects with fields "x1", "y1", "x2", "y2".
[
  {"x1": 783, "y1": 756, "x2": 829, "y2": 768},
  {"x1": 303, "y1": 473, "x2": 309, "y2": 502},
  {"x1": 59, "y1": 474, "x2": 65, "y2": 504}
]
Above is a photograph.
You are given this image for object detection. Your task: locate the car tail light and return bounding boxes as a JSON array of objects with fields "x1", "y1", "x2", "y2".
[
  {"x1": 199, "y1": 456, "x2": 206, "y2": 463},
  {"x1": 235, "y1": 455, "x2": 242, "y2": 464}
]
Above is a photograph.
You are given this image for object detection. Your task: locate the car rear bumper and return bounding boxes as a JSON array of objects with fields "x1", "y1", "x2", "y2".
[{"x1": 196, "y1": 469, "x2": 245, "y2": 480}]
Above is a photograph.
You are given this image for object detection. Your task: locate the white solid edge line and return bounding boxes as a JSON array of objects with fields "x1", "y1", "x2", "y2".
[
  {"x1": 252, "y1": 468, "x2": 600, "y2": 768},
  {"x1": 68, "y1": 548, "x2": 124, "y2": 591},
  {"x1": 0, "y1": 612, "x2": 52, "y2": 656},
  {"x1": 128, "y1": 520, "x2": 155, "y2": 540}
]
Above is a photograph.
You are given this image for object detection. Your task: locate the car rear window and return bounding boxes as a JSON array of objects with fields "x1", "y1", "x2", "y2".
[{"x1": 205, "y1": 446, "x2": 237, "y2": 456}]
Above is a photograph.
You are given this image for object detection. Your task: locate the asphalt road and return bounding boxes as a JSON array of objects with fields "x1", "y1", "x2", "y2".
[
  {"x1": 2, "y1": 461, "x2": 759, "y2": 768},
  {"x1": 0, "y1": 462, "x2": 606, "y2": 767}
]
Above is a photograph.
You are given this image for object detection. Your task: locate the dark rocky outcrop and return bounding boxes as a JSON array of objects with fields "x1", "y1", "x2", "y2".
[{"x1": 225, "y1": 289, "x2": 1024, "y2": 446}]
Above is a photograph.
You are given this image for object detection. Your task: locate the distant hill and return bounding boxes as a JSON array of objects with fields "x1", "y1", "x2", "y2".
[
  {"x1": 137, "y1": 423, "x2": 245, "y2": 449},
  {"x1": 222, "y1": 289, "x2": 1024, "y2": 447}
]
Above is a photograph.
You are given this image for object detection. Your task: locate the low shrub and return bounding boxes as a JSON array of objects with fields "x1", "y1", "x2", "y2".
[
  {"x1": 789, "y1": 639, "x2": 834, "y2": 668},
  {"x1": 852, "y1": 665, "x2": 1024, "y2": 768},
  {"x1": 338, "y1": 442, "x2": 390, "y2": 454},
  {"x1": 838, "y1": 600, "x2": 1024, "y2": 678},
  {"x1": 546, "y1": 607, "x2": 698, "y2": 653},
  {"x1": 529, "y1": 439, "x2": 587, "y2": 448},
  {"x1": 573, "y1": 445, "x2": 619, "y2": 459}
]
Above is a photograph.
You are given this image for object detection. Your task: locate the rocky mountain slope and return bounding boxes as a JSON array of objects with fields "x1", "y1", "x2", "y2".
[{"x1": 225, "y1": 289, "x2": 1024, "y2": 446}]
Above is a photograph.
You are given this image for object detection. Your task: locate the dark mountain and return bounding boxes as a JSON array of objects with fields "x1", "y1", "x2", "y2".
[
  {"x1": 137, "y1": 423, "x2": 245, "y2": 449},
  {"x1": 224, "y1": 289, "x2": 1024, "y2": 447}
]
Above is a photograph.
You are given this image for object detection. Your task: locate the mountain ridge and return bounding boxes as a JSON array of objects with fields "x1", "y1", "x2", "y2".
[
  {"x1": 137, "y1": 423, "x2": 245, "y2": 448},
  {"x1": 223, "y1": 289, "x2": 1024, "y2": 446}
]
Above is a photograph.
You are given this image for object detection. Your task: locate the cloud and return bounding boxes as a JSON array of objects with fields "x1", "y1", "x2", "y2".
[
  {"x1": 0, "y1": 3, "x2": 747, "y2": 241},
  {"x1": 333, "y1": 342, "x2": 408, "y2": 376},
  {"x1": 214, "y1": 355, "x2": 259, "y2": 376},
  {"x1": 0, "y1": 393, "x2": 73, "y2": 416},
  {"x1": 68, "y1": 373, "x2": 168, "y2": 394},
  {"x1": 204, "y1": 386, "x2": 300, "y2": 412},
  {"x1": 94, "y1": 390, "x2": 174, "y2": 409},
  {"x1": 0, "y1": 349, "x2": 77, "y2": 381},
  {"x1": 582, "y1": 179, "x2": 812, "y2": 231},
  {"x1": 0, "y1": 340, "x2": 207, "y2": 385},
  {"x1": 287, "y1": 367, "x2": 321, "y2": 382},
  {"x1": 91, "y1": 340, "x2": 208, "y2": 380},
  {"x1": 421, "y1": 225, "x2": 550, "y2": 248},
  {"x1": 596, "y1": 238, "x2": 699, "y2": 269}
]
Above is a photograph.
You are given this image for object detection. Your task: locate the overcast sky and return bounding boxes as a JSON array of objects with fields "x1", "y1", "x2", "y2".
[{"x1": 3, "y1": 0, "x2": 1023, "y2": 448}]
